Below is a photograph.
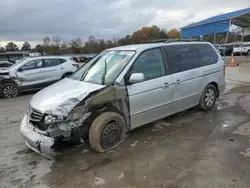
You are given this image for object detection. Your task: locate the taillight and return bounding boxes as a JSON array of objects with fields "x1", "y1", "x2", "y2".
[{"x1": 223, "y1": 65, "x2": 226, "y2": 78}]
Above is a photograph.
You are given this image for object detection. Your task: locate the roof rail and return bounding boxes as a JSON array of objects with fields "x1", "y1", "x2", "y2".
[
  {"x1": 165, "y1": 38, "x2": 203, "y2": 43},
  {"x1": 182, "y1": 38, "x2": 204, "y2": 42},
  {"x1": 145, "y1": 39, "x2": 169, "y2": 43},
  {"x1": 144, "y1": 38, "x2": 204, "y2": 44},
  {"x1": 165, "y1": 38, "x2": 181, "y2": 43}
]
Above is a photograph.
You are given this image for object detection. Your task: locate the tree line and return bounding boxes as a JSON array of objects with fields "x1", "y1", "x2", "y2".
[{"x1": 0, "y1": 25, "x2": 249, "y2": 55}]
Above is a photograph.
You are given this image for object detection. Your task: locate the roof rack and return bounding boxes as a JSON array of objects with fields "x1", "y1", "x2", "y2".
[
  {"x1": 145, "y1": 39, "x2": 169, "y2": 43},
  {"x1": 165, "y1": 38, "x2": 203, "y2": 43},
  {"x1": 144, "y1": 38, "x2": 204, "y2": 44}
]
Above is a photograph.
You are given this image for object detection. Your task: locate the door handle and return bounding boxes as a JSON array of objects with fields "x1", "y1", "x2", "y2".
[
  {"x1": 175, "y1": 79, "x2": 181, "y2": 85},
  {"x1": 162, "y1": 82, "x2": 170, "y2": 89}
]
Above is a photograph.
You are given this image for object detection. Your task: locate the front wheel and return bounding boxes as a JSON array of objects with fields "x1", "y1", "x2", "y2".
[
  {"x1": 247, "y1": 50, "x2": 250, "y2": 56},
  {"x1": 89, "y1": 112, "x2": 127, "y2": 152},
  {"x1": 0, "y1": 83, "x2": 19, "y2": 98},
  {"x1": 199, "y1": 84, "x2": 217, "y2": 110}
]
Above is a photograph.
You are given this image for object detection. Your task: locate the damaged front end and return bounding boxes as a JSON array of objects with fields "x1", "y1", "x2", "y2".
[
  {"x1": 20, "y1": 114, "x2": 56, "y2": 159},
  {"x1": 20, "y1": 83, "x2": 130, "y2": 159},
  {"x1": 20, "y1": 105, "x2": 92, "y2": 159}
]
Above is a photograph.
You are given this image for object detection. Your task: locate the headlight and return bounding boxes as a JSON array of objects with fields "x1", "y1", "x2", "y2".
[{"x1": 44, "y1": 114, "x2": 65, "y2": 124}]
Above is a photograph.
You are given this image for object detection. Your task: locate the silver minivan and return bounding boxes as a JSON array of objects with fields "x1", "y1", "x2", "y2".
[{"x1": 20, "y1": 42, "x2": 226, "y2": 158}]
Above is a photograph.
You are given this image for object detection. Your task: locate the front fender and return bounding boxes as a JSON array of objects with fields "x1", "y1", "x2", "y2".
[{"x1": 0, "y1": 76, "x2": 21, "y2": 87}]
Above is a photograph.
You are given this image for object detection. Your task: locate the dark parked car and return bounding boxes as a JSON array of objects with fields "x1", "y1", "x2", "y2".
[
  {"x1": 218, "y1": 44, "x2": 234, "y2": 56},
  {"x1": 0, "y1": 61, "x2": 13, "y2": 70}
]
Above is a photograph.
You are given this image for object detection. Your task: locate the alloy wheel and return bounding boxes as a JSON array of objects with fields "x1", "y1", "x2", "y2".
[
  {"x1": 204, "y1": 88, "x2": 215, "y2": 107},
  {"x1": 3, "y1": 85, "x2": 18, "y2": 98}
]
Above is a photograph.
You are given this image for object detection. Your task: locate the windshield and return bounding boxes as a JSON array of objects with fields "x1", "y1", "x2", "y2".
[{"x1": 71, "y1": 50, "x2": 135, "y2": 85}]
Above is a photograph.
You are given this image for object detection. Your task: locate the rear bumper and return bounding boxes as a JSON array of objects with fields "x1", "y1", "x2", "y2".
[
  {"x1": 218, "y1": 81, "x2": 226, "y2": 95},
  {"x1": 20, "y1": 114, "x2": 56, "y2": 159}
]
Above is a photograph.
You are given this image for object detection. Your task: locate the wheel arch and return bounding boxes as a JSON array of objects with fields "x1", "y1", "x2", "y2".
[
  {"x1": 79, "y1": 101, "x2": 127, "y2": 139},
  {"x1": 61, "y1": 72, "x2": 73, "y2": 79},
  {"x1": 0, "y1": 78, "x2": 17, "y2": 86},
  {"x1": 207, "y1": 82, "x2": 219, "y2": 98}
]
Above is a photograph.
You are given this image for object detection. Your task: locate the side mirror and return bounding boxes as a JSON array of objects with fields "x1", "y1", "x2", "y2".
[{"x1": 129, "y1": 73, "x2": 144, "y2": 84}]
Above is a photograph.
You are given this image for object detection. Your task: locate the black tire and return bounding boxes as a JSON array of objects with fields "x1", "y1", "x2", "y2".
[
  {"x1": 247, "y1": 50, "x2": 250, "y2": 56},
  {"x1": 199, "y1": 84, "x2": 217, "y2": 111},
  {"x1": 62, "y1": 73, "x2": 72, "y2": 79},
  {"x1": 89, "y1": 112, "x2": 127, "y2": 152},
  {"x1": 0, "y1": 83, "x2": 19, "y2": 98}
]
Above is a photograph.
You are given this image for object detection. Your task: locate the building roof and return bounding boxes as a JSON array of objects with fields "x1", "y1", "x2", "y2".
[
  {"x1": 181, "y1": 8, "x2": 250, "y2": 39},
  {"x1": 0, "y1": 51, "x2": 29, "y2": 55},
  {"x1": 181, "y1": 8, "x2": 250, "y2": 29}
]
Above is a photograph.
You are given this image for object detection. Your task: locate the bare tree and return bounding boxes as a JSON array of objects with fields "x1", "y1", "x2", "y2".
[
  {"x1": 231, "y1": 26, "x2": 242, "y2": 36},
  {"x1": 89, "y1": 36, "x2": 97, "y2": 43},
  {"x1": 71, "y1": 37, "x2": 83, "y2": 47},
  {"x1": 52, "y1": 36, "x2": 62, "y2": 46},
  {"x1": 43, "y1": 37, "x2": 51, "y2": 46},
  {"x1": 70, "y1": 37, "x2": 83, "y2": 54},
  {"x1": 61, "y1": 40, "x2": 68, "y2": 49}
]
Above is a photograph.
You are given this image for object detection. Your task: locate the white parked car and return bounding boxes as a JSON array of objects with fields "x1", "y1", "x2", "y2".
[
  {"x1": 233, "y1": 42, "x2": 250, "y2": 55},
  {"x1": 0, "y1": 56, "x2": 78, "y2": 98}
]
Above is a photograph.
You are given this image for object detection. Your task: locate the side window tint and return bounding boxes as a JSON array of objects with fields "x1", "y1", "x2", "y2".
[
  {"x1": 131, "y1": 48, "x2": 166, "y2": 81},
  {"x1": 44, "y1": 59, "x2": 62, "y2": 67},
  {"x1": 164, "y1": 45, "x2": 200, "y2": 74},
  {"x1": 22, "y1": 60, "x2": 43, "y2": 71},
  {"x1": 196, "y1": 44, "x2": 218, "y2": 66},
  {"x1": 60, "y1": 59, "x2": 67, "y2": 63}
]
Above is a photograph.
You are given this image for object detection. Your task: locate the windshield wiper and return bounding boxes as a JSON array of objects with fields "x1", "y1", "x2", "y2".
[{"x1": 101, "y1": 58, "x2": 107, "y2": 85}]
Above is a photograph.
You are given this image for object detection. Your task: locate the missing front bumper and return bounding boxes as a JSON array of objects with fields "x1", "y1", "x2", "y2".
[{"x1": 20, "y1": 114, "x2": 56, "y2": 159}]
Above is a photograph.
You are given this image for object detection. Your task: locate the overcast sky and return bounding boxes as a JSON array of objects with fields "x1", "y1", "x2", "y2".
[{"x1": 0, "y1": 0, "x2": 249, "y2": 47}]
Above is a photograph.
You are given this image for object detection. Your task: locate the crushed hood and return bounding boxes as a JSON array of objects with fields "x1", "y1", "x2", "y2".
[{"x1": 30, "y1": 78, "x2": 105, "y2": 116}]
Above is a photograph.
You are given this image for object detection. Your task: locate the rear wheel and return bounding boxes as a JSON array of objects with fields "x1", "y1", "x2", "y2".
[
  {"x1": 199, "y1": 84, "x2": 217, "y2": 110},
  {"x1": 0, "y1": 83, "x2": 19, "y2": 98},
  {"x1": 89, "y1": 112, "x2": 126, "y2": 152},
  {"x1": 247, "y1": 50, "x2": 250, "y2": 56}
]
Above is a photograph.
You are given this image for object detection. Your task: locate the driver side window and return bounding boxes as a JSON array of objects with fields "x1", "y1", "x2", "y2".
[
  {"x1": 130, "y1": 48, "x2": 166, "y2": 81},
  {"x1": 21, "y1": 60, "x2": 44, "y2": 71}
]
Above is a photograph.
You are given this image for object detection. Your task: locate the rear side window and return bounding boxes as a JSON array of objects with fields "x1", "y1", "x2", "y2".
[
  {"x1": 44, "y1": 59, "x2": 62, "y2": 67},
  {"x1": 60, "y1": 58, "x2": 67, "y2": 63},
  {"x1": 195, "y1": 44, "x2": 218, "y2": 66},
  {"x1": 164, "y1": 44, "x2": 200, "y2": 74}
]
